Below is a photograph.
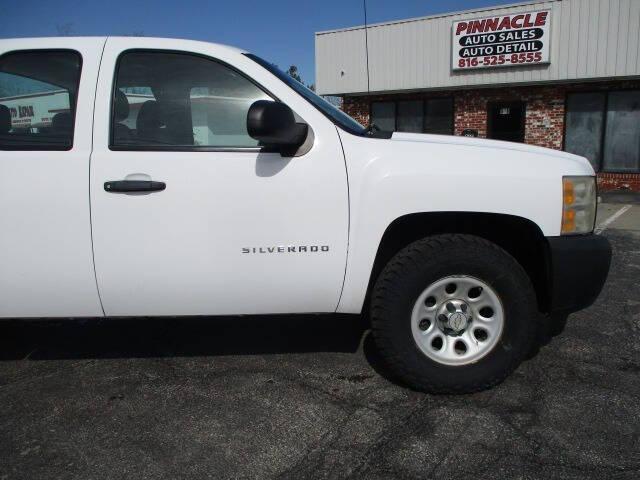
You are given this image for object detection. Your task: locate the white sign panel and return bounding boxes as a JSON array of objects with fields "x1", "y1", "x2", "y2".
[
  {"x1": 452, "y1": 10, "x2": 551, "y2": 70},
  {"x1": 0, "y1": 91, "x2": 70, "y2": 129}
]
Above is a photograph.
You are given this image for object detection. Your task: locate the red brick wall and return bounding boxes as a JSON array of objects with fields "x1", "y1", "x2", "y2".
[
  {"x1": 340, "y1": 80, "x2": 640, "y2": 191},
  {"x1": 598, "y1": 173, "x2": 640, "y2": 192},
  {"x1": 452, "y1": 87, "x2": 564, "y2": 149},
  {"x1": 342, "y1": 97, "x2": 369, "y2": 127}
]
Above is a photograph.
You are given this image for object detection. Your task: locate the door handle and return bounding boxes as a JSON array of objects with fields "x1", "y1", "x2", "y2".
[{"x1": 104, "y1": 180, "x2": 166, "y2": 193}]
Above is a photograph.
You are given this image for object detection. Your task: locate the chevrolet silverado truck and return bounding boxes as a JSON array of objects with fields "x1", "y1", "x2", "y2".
[{"x1": 0, "y1": 37, "x2": 611, "y2": 393}]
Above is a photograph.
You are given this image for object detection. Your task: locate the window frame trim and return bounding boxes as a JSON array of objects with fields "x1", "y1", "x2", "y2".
[
  {"x1": 109, "y1": 48, "x2": 280, "y2": 153},
  {"x1": 563, "y1": 88, "x2": 640, "y2": 174},
  {"x1": 0, "y1": 48, "x2": 83, "y2": 152}
]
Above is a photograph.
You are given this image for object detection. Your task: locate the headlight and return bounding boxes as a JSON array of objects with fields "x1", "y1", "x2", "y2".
[{"x1": 562, "y1": 176, "x2": 596, "y2": 235}]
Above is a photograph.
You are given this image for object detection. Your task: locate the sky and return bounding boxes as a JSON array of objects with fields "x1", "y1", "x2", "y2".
[{"x1": 1, "y1": 0, "x2": 518, "y2": 85}]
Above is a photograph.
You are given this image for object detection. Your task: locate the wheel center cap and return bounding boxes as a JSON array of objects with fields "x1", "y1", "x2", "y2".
[
  {"x1": 449, "y1": 312, "x2": 467, "y2": 331},
  {"x1": 437, "y1": 299, "x2": 472, "y2": 336}
]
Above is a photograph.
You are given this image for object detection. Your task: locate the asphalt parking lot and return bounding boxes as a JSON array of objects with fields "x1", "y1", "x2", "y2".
[{"x1": 1, "y1": 195, "x2": 639, "y2": 480}]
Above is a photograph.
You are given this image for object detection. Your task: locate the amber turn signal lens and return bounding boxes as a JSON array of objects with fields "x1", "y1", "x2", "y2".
[
  {"x1": 562, "y1": 209, "x2": 576, "y2": 232},
  {"x1": 563, "y1": 180, "x2": 575, "y2": 206}
]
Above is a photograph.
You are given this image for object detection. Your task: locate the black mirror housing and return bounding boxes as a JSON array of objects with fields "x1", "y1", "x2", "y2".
[{"x1": 247, "y1": 100, "x2": 308, "y2": 155}]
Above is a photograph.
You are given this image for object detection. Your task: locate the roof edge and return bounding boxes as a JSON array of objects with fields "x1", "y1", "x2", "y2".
[
  {"x1": 317, "y1": 74, "x2": 640, "y2": 97},
  {"x1": 315, "y1": 0, "x2": 560, "y2": 36}
]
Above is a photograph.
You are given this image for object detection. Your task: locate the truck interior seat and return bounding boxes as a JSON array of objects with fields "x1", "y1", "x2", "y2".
[
  {"x1": 136, "y1": 99, "x2": 194, "y2": 146},
  {"x1": 51, "y1": 112, "x2": 72, "y2": 136},
  {"x1": 113, "y1": 90, "x2": 132, "y2": 142},
  {"x1": 136, "y1": 100, "x2": 165, "y2": 144}
]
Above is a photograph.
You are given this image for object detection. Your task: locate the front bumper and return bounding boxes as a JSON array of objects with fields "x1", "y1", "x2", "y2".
[{"x1": 547, "y1": 234, "x2": 612, "y2": 314}]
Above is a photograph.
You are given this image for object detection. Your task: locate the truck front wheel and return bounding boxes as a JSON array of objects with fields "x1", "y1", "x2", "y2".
[{"x1": 371, "y1": 234, "x2": 539, "y2": 393}]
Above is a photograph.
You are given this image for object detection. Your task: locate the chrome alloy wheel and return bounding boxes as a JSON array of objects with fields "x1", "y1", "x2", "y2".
[{"x1": 410, "y1": 276, "x2": 504, "y2": 366}]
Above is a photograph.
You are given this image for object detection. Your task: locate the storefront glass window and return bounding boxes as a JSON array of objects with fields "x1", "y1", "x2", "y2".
[
  {"x1": 425, "y1": 98, "x2": 454, "y2": 135},
  {"x1": 565, "y1": 93, "x2": 605, "y2": 170},
  {"x1": 603, "y1": 91, "x2": 640, "y2": 172},
  {"x1": 371, "y1": 98, "x2": 454, "y2": 134},
  {"x1": 397, "y1": 100, "x2": 423, "y2": 133},
  {"x1": 371, "y1": 102, "x2": 396, "y2": 131},
  {"x1": 565, "y1": 90, "x2": 640, "y2": 173}
]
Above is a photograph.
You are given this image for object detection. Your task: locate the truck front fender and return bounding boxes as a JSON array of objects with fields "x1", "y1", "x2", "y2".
[{"x1": 335, "y1": 130, "x2": 589, "y2": 314}]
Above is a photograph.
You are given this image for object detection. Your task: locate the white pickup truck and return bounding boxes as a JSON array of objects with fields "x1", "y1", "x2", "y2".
[{"x1": 0, "y1": 37, "x2": 611, "y2": 393}]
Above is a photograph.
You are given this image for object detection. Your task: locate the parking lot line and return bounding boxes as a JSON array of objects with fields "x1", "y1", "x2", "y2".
[{"x1": 595, "y1": 204, "x2": 632, "y2": 234}]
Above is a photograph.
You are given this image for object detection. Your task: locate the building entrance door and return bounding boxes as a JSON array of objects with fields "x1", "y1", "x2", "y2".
[{"x1": 488, "y1": 102, "x2": 526, "y2": 143}]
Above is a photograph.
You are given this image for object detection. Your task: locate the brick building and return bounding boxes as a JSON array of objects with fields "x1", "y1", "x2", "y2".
[{"x1": 316, "y1": 0, "x2": 640, "y2": 191}]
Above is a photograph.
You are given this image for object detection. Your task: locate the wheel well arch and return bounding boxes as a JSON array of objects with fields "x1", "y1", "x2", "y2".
[{"x1": 365, "y1": 212, "x2": 551, "y2": 314}]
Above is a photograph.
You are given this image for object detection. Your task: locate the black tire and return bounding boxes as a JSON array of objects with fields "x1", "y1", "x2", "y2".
[{"x1": 370, "y1": 234, "x2": 540, "y2": 394}]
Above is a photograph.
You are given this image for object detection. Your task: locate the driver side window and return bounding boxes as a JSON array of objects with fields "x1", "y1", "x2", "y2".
[{"x1": 111, "y1": 51, "x2": 271, "y2": 150}]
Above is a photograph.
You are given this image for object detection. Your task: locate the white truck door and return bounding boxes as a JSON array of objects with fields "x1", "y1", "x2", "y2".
[
  {"x1": 0, "y1": 38, "x2": 105, "y2": 318},
  {"x1": 89, "y1": 38, "x2": 349, "y2": 316}
]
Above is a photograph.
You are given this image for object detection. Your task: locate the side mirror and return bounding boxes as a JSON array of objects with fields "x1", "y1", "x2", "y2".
[{"x1": 247, "y1": 100, "x2": 308, "y2": 156}]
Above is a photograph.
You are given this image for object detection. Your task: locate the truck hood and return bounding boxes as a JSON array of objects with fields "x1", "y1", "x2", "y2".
[{"x1": 390, "y1": 132, "x2": 593, "y2": 172}]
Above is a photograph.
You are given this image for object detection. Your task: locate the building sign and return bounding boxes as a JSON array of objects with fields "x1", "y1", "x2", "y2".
[{"x1": 452, "y1": 10, "x2": 551, "y2": 71}]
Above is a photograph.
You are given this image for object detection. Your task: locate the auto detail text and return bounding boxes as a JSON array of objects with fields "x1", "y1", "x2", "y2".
[{"x1": 452, "y1": 10, "x2": 551, "y2": 71}]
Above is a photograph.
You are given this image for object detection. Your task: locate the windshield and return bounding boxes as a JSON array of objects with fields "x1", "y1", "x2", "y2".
[{"x1": 245, "y1": 54, "x2": 367, "y2": 136}]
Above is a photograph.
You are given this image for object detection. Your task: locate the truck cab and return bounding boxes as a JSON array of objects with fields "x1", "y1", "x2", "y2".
[{"x1": 0, "y1": 37, "x2": 611, "y2": 393}]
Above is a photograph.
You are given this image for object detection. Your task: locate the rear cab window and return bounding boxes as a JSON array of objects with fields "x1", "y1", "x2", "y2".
[{"x1": 0, "y1": 50, "x2": 82, "y2": 150}]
